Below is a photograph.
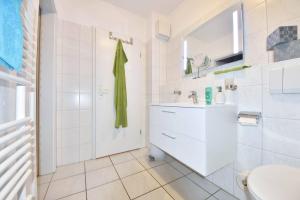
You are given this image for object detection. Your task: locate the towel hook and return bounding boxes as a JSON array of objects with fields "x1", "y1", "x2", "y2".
[{"x1": 109, "y1": 32, "x2": 133, "y2": 45}]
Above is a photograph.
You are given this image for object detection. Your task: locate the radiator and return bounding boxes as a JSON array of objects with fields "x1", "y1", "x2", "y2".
[{"x1": 0, "y1": 0, "x2": 39, "y2": 199}]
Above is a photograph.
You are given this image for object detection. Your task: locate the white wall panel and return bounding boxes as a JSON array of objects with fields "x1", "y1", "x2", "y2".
[{"x1": 39, "y1": 14, "x2": 57, "y2": 175}]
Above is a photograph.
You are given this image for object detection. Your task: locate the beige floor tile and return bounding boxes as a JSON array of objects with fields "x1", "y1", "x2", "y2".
[
  {"x1": 38, "y1": 183, "x2": 49, "y2": 200},
  {"x1": 45, "y1": 174, "x2": 85, "y2": 200},
  {"x1": 130, "y1": 148, "x2": 149, "y2": 158},
  {"x1": 110, "y1": 152, "x2": 135, "y2": 164},
  {"x1": 213, "y1": 190, "x2": 239, "y2": 200},
  {"x1": 59, "y1": 192, "x2": 86, "y2": 200},
  {"x1": 138, "y1": 157, "x2": 166, "y2": 169},
  {"x1": 164, "y1": 155, "x2": 175, "y2": 163},
  {"x1": 38, "y1": 174, "x2": 53, "y2": 185},
  {"x1": 135, "y1": 188, "x2": 173, "y2": 200},
  {"x1": 207, "y1": 196, "x2": 218, "y2": 200},
  {"x1": 85, "y1": 157, "x2": 112, "y2": 172},
  {"x1": 115, "y1": 159, "x2": 145, "y2": 178},
  {"x1": 87, "y1": 180, "x2": 129, "y2": 200},
  {"x1": 169, "y1": 161, "x2": 192, "y2": 175},
  {"x1": 86, "y1": 166, "x2": 119, "y2": 189},
  {"x1": 148, "y1": 164, "x2": 183, "y2": 185},
  {"x1": 163, "y1": 177, "x2": 210, "y2": 200},
  {"x1": 122, "y1": 171, "x2": 160, "y2": 199},
  {"x1": 53, "y1": 162, "x2": 84, "y2": 181},
  {"x1": 187, "y1": 173, "x2": 219, "y2": 194}
]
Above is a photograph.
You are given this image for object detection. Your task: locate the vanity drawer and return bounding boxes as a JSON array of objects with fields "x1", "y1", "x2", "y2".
[
  {"x1": 149, "y1": 121, "x2": 177, "y2": 155},
  {"x1": 159, "y1": 130, "x2": 177, "y2": 155},
  {"x1": 176, "y1": 107, "x2": 206, "y2": 141},
  {"x1": 174, "y1": 134, "x2": 206, "y2": 174},
  {"x1": 150, "y1": 106, "x2": 179, "y2": 133}
]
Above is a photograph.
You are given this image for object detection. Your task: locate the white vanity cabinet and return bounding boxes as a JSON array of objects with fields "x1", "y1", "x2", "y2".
[{"x1": 150, "y1": 104, "x2": 237, "y2": 176}]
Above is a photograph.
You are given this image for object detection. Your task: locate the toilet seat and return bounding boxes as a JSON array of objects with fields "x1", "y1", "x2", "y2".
[{"x1": 247, "y1": 165, "x2": 300, "y2": 200}]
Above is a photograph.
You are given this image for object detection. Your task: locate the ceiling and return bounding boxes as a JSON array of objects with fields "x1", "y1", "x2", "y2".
[{"x1": 101, "y1": 0, "x2": 184, "y2": 17}]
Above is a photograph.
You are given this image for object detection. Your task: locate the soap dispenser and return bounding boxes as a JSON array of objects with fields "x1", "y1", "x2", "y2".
[
  {"x1": 215, "y1": 86, "x2": 225, "y2": 104},
  {"x1": 205, "y1": 87, "x2": 213, "y2": 105}
]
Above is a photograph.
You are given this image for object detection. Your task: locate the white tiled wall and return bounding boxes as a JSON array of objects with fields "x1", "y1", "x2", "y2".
[
  {"x1": 56, "y1": 20, "x2": 93, "y2": 166},
  {"x1": 149, "y1": 0, "x2": 300, "y2": 199}
]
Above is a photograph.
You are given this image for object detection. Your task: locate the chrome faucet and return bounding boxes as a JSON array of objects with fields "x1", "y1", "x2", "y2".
[{"x1": 188, "y1": 91, "x2": 198, "y2": 104}]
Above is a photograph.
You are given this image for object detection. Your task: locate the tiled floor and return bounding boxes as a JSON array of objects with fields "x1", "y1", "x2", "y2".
[{"x1": 38, "y1": 148, "x2": 239, "y2": 200}]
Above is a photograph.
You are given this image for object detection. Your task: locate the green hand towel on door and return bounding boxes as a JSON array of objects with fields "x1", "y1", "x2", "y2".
[{"x1": 113, "y1": 40, "x2": 128, "y2": 128}]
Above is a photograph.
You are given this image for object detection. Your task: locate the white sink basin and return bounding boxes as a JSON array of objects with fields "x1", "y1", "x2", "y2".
[{"x1": 152, "y1": 103, "x2": 234, "y2": 108}]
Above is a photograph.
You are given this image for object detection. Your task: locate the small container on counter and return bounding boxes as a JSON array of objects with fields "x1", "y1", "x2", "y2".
[{"x1": 215, "y1": 86, "x2": 225, "y2": 104}]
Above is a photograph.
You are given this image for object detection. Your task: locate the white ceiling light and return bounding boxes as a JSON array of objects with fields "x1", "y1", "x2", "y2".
[{"x1": 232, "y1": 10, "x2": 239, "y2": 54}]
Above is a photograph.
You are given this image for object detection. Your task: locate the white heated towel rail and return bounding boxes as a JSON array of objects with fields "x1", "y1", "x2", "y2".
[{"x1": 0, "y1": 0, "x2": 39, "y2": 200}]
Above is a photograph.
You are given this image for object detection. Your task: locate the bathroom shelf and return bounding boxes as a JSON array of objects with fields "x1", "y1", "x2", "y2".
[
  {"x1": 214, "y1": 65, "x2": 251, "y2": 75},
  {"x1": 191, "y1": 64, "x2": 251, "y2": 79}
]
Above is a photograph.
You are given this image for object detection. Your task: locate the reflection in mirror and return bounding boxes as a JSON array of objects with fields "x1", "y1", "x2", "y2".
[{"x1": 183, "y1": 3, "x2": 244, "y2": 78}]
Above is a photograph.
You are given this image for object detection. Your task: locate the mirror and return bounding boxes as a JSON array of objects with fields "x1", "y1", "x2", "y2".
[{"x1": 183, "y1": 3, "x2": 244, "y2": 77}]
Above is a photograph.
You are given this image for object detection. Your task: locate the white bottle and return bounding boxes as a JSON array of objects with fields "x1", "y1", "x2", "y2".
[{"x1": 215, "y1": 86, "x2": 225, "y2": 104}]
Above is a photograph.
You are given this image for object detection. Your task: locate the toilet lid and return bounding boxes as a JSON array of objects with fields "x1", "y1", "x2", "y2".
[{"x1": 248, "y1": 165, "x2": 300, "y2": 200}]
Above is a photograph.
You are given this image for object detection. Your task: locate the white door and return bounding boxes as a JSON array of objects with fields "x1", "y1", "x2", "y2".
[{"x1": 95, "y1": 28, "x2": 145, "y2": 158}]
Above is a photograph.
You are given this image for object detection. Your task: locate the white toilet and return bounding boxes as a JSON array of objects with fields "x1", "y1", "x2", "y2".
[{"x1": 247, "y1": 165, "x2": 300, "y2": 200}]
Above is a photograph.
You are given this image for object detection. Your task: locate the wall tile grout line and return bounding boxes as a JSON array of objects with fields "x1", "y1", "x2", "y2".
[{"x1": 261, "y1": 149, "x2": 300, "y2": 160}]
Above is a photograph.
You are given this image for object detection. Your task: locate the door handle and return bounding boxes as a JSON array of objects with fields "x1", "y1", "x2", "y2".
[{"x1": 161, "y1": 132, "x2": 176, "y2": 139}]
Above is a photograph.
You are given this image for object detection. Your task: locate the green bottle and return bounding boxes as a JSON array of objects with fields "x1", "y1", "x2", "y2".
[{"x1": 205, "y1": 87, "x2": 213, "y2": 105}]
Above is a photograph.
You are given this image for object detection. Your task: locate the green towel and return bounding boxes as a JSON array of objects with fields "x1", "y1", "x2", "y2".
[
  {"x1": 113, "y1": 40, "x2": 128, "y2": 128},
  {"x1": 185, "y1": 58, "x2": 193, "y2": 75}
]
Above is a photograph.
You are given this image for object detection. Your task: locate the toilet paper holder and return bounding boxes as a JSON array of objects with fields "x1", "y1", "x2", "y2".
[{"x1": 237, "y1": 111, "x2": 261, "y2": 126}]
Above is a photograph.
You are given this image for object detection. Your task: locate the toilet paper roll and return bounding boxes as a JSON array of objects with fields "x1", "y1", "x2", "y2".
[{"x1": 238, "y1": 117, "x2": 257, "y2": 126}]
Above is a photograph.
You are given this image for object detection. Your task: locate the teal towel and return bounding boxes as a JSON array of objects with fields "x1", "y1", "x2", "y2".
[{"x1": 0, "y1": 0, "x2": 24, "y2": 71}]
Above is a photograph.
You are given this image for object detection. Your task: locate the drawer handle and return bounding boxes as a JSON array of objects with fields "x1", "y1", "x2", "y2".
[
  {"x1": 162, "y1": 110, "x2": 176, "y2": 114},
  {"x1": 161, "y1": 132, "x2": 176, "y2": 139}
]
